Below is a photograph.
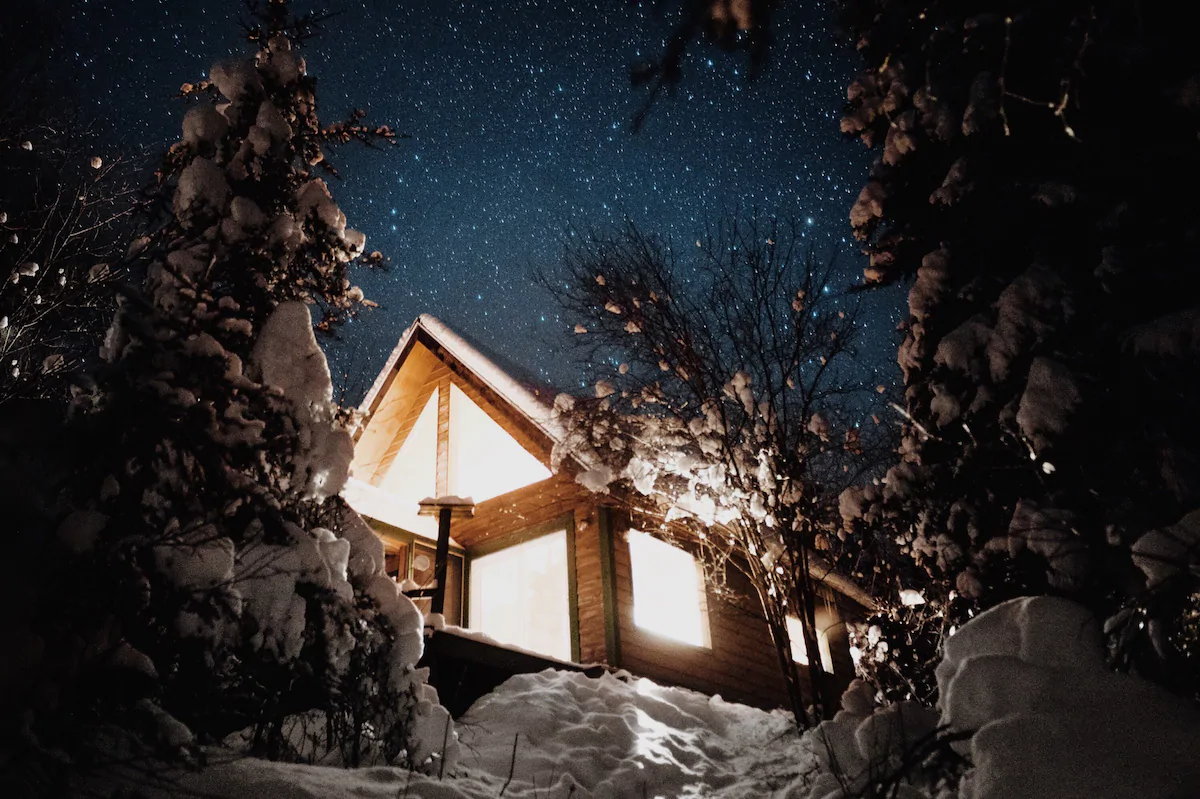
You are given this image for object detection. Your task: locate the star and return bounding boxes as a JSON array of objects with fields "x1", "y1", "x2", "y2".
[{"x1": 54, "y1": 0, "x2": 904, "y2": 398}]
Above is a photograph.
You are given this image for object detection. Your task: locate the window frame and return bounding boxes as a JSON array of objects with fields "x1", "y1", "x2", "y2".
[
  {"x1": 464, "y1": 512, "x2": 580, "y2": 662},
  {"x1": 368, "y1": 516, "x2": 467, "y2": 625},
  {"x1": 627, "y1": 529, "x2": 713, "y2": 650}
]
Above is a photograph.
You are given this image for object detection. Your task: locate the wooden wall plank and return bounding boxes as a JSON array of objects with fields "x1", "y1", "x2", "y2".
[
  {"x1": 451, "y1": 474, "x2": 610, "y2": 667},
  {"x1": 607, "y1": 513, "x2": 795, "y2": 711}
]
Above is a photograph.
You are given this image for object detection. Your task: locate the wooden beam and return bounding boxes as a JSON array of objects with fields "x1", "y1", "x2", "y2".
[
  {"x1": 436, "y1": 374, "x2": 451, "y2": 496},
  {"x1": 418, "y1": 499, "x2": 475, "y2": 617},
  {"x1": 597, "y1": 505, "x2": 622, "y2": 666},
  {"x1": 432, "y1": 506, "x2": 452, "y2": 615}
]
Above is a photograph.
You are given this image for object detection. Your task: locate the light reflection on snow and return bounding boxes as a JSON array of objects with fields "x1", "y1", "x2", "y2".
[{"x1": 629, "y1": 702, "x2": 716, "y2": 798}]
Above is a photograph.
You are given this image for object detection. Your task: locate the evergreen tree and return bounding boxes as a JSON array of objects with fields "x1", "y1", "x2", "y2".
[
  {"x1": 1, "y1": 2, "x2": 456, "y2": 785},
  {"x1": 832, "y1": 0, "x2": 1200, "y2": 700}
]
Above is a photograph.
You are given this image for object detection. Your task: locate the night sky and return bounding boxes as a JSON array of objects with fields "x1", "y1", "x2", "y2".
[{"x1": 54, "y1": 0, "x2": 903, "y2": 399}]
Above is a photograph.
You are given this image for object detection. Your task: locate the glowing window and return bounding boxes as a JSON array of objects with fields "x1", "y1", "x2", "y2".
[
  {"x1": 628, "y1": 530, "x2": 711, "y2": 648},
  {"x1": 468, "y1": 529, "x2": 571, "y2": 661},
  {"x1": 786, "y1": 614, "x2": 834, "y2": 674},
  {"x1": 375, "y1": 390, "x2": 439, "y2": 537},
  {"x1": 449, "y1": 383, "x2": 552, "y2": 503}
]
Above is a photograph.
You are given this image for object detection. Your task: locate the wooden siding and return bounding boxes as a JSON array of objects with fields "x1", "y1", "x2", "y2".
[
  {"x1": 608, "y1": 512, "x2": 790, "y2": 710},
  {"x1": 451, "y1": 472, "x2": 610, "y2": 666},
  {"x1": 435, "y1": 374, "x2": 451, "y2": 495},
  {"x1": 352, "y1": 342, "x2": 440, "y2": 482}
]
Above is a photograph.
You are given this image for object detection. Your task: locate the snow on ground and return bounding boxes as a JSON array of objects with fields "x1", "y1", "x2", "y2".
[
  {"x1": 111, "y1": 669, "x2": 809, "y2": 799},
  {"x1": 95, "y1": 596, "x2": 1200, "y2": 799},
  {"x1": 455, "y1": 670, "x2": 808, "y2": 798}
]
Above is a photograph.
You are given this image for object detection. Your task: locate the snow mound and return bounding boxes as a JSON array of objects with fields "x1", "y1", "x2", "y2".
[
  {"x1": 1131, "y1": 507, "x2": 1200, "y2": 586},
  {"x1": 251, "y1": 301, "x2": 353, "y2": 500},
  {"x1": 235, "y1": 522, "x2": 354, "y2": 663},
  {"x1": 362, "y1": 573, "x2": 424, "y2": 686},
  {"x1": 173, "y1": 157, "x2": 230, "y2": 225},
  {"x1": 796, "y1": 680, "x2": 938, "y2": 799},
  {"x1": 1015, "y1": 357, "x2": 1080, "y2": 454},
  {"x1": 110, "y1": 669, "x2": 807, "y2": 799},
  {"x1": 937, "y1": 596, "x2": 1200, "y2": 799},
  {"x1": 93, "y1": 598, "x2": 1200, "y2": 799},
  {"x1": 456, "y1": 669, "x2": 807, "y2": 798}
]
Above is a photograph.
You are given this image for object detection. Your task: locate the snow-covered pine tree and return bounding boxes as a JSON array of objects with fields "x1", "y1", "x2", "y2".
[
  {"x1": 832, "y1": 0, "x2": 1200, "y2": 700},
  {"x1": 2, "y1": 0, "x2": 455, "y2": 779}
]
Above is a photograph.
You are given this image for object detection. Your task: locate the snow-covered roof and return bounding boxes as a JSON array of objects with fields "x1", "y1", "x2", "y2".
[{"x1": 360, "y1": 314, "x2": 564, "y2": 445}]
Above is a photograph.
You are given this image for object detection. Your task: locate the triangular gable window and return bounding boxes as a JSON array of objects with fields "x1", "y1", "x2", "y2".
[
  {"x1": 449, "y1": 382, "x2": 551, "y2": 503},
  {"x1": 376, "y1": 389, "x2": 439, "y2": 537}
]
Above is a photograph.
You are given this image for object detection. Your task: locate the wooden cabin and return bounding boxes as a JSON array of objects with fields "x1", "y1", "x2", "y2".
[{"x1": 345, "y1": 314, "x2": 874, "y2": 713}]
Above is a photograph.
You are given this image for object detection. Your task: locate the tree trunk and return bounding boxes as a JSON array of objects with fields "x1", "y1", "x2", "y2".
[
  {"x1": 765, "y1": 610, "x2": 812, "y2": 730},
  {"x1": 796, "y1": 582, "x2": 836, "y2": 721}
]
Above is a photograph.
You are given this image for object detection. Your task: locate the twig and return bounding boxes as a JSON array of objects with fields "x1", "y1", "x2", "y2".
[
  {"x1": 438, "y1": 712, "x2": 452, "y2": 779},
  {"x1": 499, "y1": 732, "x2": 518, "y2": 797},
  {"x1": 888, "y1": 401, "x2": 937, "y2": 442}
]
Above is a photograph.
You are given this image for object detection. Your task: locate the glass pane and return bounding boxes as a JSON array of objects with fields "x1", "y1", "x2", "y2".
[
  {"x1": 443, "y1": 553, "x2": 463, "y2": 627},
  {"x1": 449, "y1": 383, "x2": 552, "y2": 503},
  {"x1": 786, "y1": 615, "x2": 834, "y2": 673},
  {"x1": 628, "y1": 530, "x2": 711, "y2": 648},
  {"x1": 467, "y1": 529, "x2": 570, "y2": 661},
  {"x1": 411, "y1": 543, "x2": 434, "y2": 617},
  {"x1": 373, "y1": 391, "x2": 440, "y2": 538},
  {"x1": 412, "y1": 542, "x2": 436, "y2": 588}
]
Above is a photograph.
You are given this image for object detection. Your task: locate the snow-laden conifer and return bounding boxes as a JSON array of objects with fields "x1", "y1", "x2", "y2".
[{"x1": 4, "y1": 1, "x2": 454, "y2": 777}]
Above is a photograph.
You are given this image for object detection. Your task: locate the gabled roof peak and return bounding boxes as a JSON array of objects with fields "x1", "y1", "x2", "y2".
[{"x1": 361, "y1": 314, "x2": 563, "y2": 445}]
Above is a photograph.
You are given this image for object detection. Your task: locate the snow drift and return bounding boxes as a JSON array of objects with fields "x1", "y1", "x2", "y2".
[{"x1": 98, "y1": 596, "x2": 1199, "y2": 799}]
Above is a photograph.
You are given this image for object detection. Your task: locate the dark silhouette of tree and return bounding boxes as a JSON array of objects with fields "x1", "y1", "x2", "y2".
[
  {"x1": 628, "y1": 0, "x2": 1200, "y2": 702},
  {"x1": 0, "y1": 3, "x2": 142, "y2": 405},
  {"x1": 833, "y1": 0, "x2": 1200, "y2": 701}
]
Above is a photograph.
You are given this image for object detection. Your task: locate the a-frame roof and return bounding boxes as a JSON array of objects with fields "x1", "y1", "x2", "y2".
[
  {"x1": 348, "y1": 315, "x2": 570, "y2": 542},
  {"x1": 357, "y1": 314, "x2": 564, "y2": 450}
]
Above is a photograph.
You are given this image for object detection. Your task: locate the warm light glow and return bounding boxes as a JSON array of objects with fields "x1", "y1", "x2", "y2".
[
  {"x1": 368, "y1": 391, "x2": 439, "y2": 537},
  {"x1": 786, "y1": 614, "x2": 834, "y2": 673},
  {"x1": 629, "y1": 530, "x2": 711, "y2": 648},
  {"x1": 468, "y1": 529, "x2": 571, "y2": 661},
  {"x1": 449, "y1": 383, "x2": 551, "y2": 502}
]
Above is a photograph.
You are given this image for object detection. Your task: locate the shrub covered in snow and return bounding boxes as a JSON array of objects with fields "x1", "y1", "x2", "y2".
[
  {"x1": 80, "y1": 596, "x2": 1198, "y2": 799},
  {"x1": 787, "y1": 596, "x2": 1200, "y2": 799}
]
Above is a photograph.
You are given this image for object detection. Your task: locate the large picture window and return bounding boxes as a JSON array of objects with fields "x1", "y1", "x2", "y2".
[
  {"x1": 628, "y1": 530, "x2": 711, "y2": 648},
  {"x1": 468, "y1": 527, "x2": 572, "y2": 661}
]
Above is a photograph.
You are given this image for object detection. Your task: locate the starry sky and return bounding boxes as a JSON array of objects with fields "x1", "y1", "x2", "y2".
[{"x1": 49, "y1": 0, "x2": 902, "y2": 399}]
